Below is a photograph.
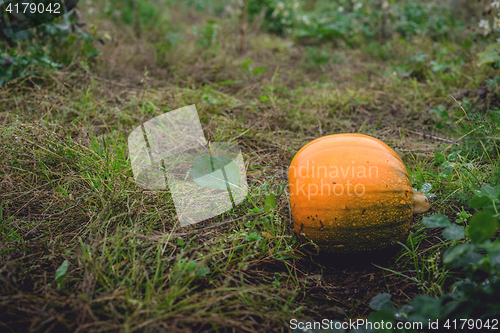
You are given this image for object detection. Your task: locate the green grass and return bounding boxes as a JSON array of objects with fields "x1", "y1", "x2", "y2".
[{"x1": 1, "y1": 0, "x2": 500, "y2": 331}]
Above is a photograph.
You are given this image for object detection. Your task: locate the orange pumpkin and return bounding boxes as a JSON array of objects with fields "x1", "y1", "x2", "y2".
[{"x1": 288, "y1": 134, "x2": 430, "y2": 253}]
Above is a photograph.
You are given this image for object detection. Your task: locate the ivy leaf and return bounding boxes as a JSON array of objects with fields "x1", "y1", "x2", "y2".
[
  {"x1": 469, "y1": 195, "x2": 491, "y2": 209},
  {"x1": 369, "y1": 293, "x2": 394, "y2": 311},
  {"x1": 477, "y1": 42, "x2": 500, "y2": 67},
  {"x1": 468, "y1": 212, "x2": 498, "y2": 244},
  {"x1": 423, "y1": 214, "x2": 451, "y2": 228},
  {"x1": 442, "y1": 224, "x2": 465, "y2": 240},
  {"x1": 189, "y1": 155, "x2": 240, "y2": 190}
]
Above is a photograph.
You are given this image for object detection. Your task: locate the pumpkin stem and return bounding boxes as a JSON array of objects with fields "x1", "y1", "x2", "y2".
[{"x1": 412, "y1": 189, "x2": 431, "y2": 214}]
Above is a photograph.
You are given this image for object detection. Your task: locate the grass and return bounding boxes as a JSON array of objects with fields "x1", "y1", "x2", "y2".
[{"x1": 1, "y1": 0, "x2": 500, "y2": 331}]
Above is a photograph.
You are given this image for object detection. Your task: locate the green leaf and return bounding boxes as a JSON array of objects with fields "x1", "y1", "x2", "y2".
[
  {"x1": 317, "y1": 25, "x2": 344, "y2": 40},
  {"x1": 245, "y1": 231, "x2": 262, "y2": 242},
  {"x1": 171, "y1": 259, "x2": 209, "y2": 282},
  {"x1": 441, "y1": 166, "x2": 453, "y2": 176},
  {"x1": 369, "y1": 293, "x2": 394, "y2": 311},
  {"x1": 195, "y1": 265, "x2": 210, "y2": 278},
  {"x1": 434, "y1": 152, "x2": 446, "y2": 164},
  {"x1": 458, "y1": 210, "x2": 472, "y2": 220},
  {"x1": 443, "y1": 243, "x2": 476, "y2": 268},
  {"x1": 461, "y1": 38, "x2": 473, "y2": 50},
  {"x1": 240, "y1": 59, "x2": 253, "y2": 69},
  {"x1": 423, "y1": 214, "x2": 451, "y2": 228},
  {"x1": 264, "y1": 193, "x2": 276, "y2": 212},
  {"x1": 55, "y1": 260, "x2": 69, "y2": 283},
  {"x1": 469, "y1": 195, "x2": 491, "y2": 209},
  {"x1": 258, "y1": 216, "x2": 269, "y2": 223},
  {"x1": 447, "y1": 151, "x2": 461, "y2": 160},
  {"x1": 253, "y1": 67, "x2": 268, "y2": 75},
  {"x1": 259, "y1": 184, "x2": 269, "y2": 191},
  {"x1": 477, "y1": 42, "x2": 500, "y2": 67},
  {"x1": 441, "y1": 300, "x2": 463, "y2": 318},
  {"x1": 442, "y1": 224, "x2": 465, "y2": 240},
  {"x1": 368, "y1": 309, "x2": 395, "y2": 333},
  {"x1": 408, "y1": 295, "x2": 440, "y2": 322},
  {"x1": 439, "y1": 108, "x2": 449, "y2": 120},
  {"x1": 177, "y1": 237, "x2": 185, "y2": 247},
  {"x1": 443, "y1": 243, "x2": 474, "y2": 265},
  {"x1": 430, "y1": 60, "x2": 450, "y2": 72},
  {"x1": 189, "y1": 155, "x2": 240, "y2": 190},
  {"x1": 488, "y1": 244, "x2": 500, "y2": 265},
  {"x1": 410, "y1": 54, "x2": 428, "y2": 62},
  {"x1": 487, "y1": 76, "x2": 500, "y2": 88},
  {"x1": 468, "y1": 212, "x2": 498, "y2": 244},
  {"x1": 479, "y1": 185, "x2": 500, "y2": 199}
]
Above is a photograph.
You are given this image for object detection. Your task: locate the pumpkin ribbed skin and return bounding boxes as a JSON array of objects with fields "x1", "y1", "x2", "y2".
[{"x1": 289, "y1": 134, "x2": 414, "y2": 253}]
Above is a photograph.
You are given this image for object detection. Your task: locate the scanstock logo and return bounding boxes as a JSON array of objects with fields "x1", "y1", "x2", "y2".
[
  {"x1": 128, "y1": 105, "x2": 248, "y2": 227},
  {"x1": 0, "y1": 0, "x2": 78, "y2": 33}
]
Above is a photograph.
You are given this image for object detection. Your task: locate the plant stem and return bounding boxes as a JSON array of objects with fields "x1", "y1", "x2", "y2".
[{"x1": 492, "y1": 199, "x2": 499, "y2": 215}]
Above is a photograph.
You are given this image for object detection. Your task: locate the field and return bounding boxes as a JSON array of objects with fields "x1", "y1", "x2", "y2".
[{"x1": 1, "y1": 0, "x2": 500, "y2": 332}]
